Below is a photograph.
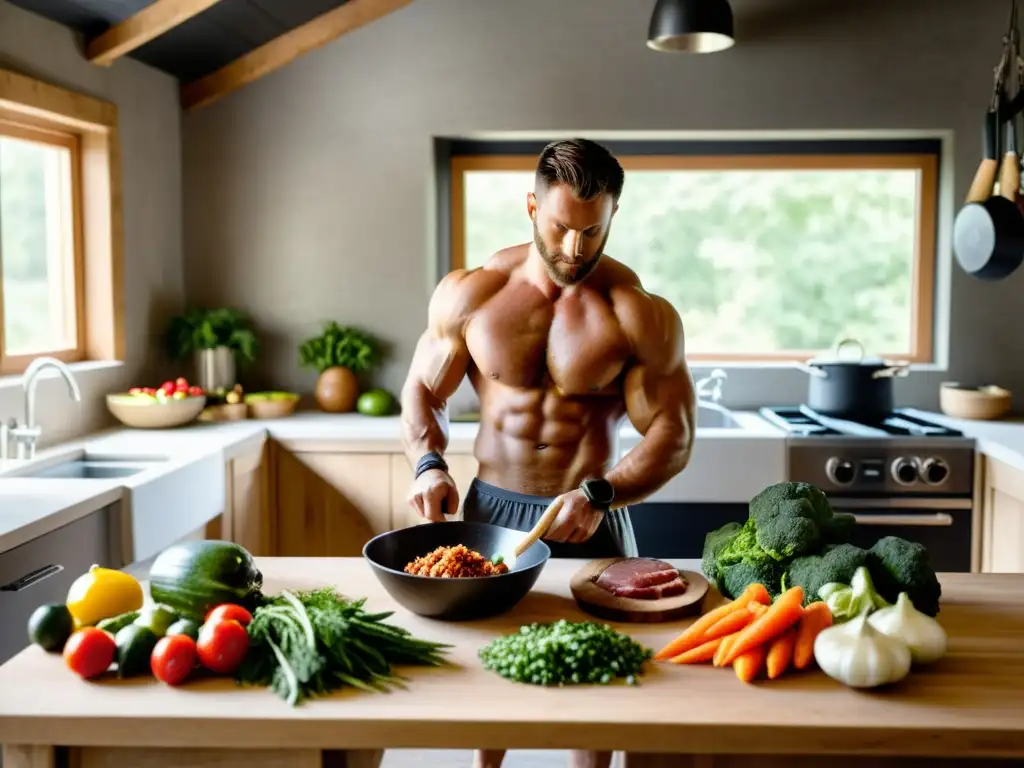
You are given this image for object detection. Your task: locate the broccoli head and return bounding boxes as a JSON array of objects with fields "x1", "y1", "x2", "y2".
[
  {"x1": 821, "y1": 512, "x2": 856, "y2": 545},
  {"x1": 750, "y1": 482, "x2": 834, "y2": 528},
  {"x1": 716, "y1": 519, "x2": 773, "y2": 566},
  {"x1": 867, "y1": 536, "x2": 942, "y2": 617},
  {"x1": 720, "y1": 558, "x2": 785, "y2": 601},
  {"x1": 701, "y1": 521, "x2": 742, "y2": 584},
  {"x1": 782, "y1": 543, "x2": 869, "y2": 605}
]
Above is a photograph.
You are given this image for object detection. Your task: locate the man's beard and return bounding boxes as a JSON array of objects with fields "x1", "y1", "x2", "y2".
[{"x1": 533, "y1": 221, "x2": 605, "y2": 287}]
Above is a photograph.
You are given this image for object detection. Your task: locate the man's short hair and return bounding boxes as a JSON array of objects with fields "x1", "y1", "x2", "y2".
[{"x1": 535, "y1": 138, "x2": 625, "y2": 203}]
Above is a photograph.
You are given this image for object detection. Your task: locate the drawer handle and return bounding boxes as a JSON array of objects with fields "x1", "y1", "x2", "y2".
[
  {"x1": 851, "y1": 513, "x2": 954, "y2": 528},
  {"x1": 1, "y1": 564, "x2": 64, "y2": 592}
]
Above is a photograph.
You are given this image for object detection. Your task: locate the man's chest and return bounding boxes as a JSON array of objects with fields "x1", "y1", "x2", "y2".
[{"x1": 464, "y1": 286, "x2": 633, "y2": 395}]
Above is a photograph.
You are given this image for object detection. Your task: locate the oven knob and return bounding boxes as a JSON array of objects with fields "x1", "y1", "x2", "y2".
[
  {"x1": 891, "y1": 456, "x2": 919, "y2": 485},
  {"x1": 921, "y1": 457, "x2": 949, "y2": 485},
  {"x1": 826, "y1": 458, "x2": 856, "y2": 486}
]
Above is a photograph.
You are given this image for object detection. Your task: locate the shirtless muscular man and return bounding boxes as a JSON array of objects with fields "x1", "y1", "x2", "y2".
[{"x1": 400, "y1": 138, "x2": 697, "y2": 768}]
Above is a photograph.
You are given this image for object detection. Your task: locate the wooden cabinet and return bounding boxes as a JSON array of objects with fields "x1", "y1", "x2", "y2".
[
  {"x1": 272, "y1": 445, "x2": 392, "y2": 556},
  {"x1": 390, "y1": 453, "x2": 479, "y2": 528},
  {"x1": 981, "y1": 455, "x2": 1024, "y2": 573},
  {"x1": 206, "y1": 442, "x2": 271, "y2": 556}
]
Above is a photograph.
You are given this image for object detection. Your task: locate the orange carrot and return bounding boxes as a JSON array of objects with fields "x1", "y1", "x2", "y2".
[
  {"x1": 733, "y1": 643, "x2": 767, "y2": 683},
  {"x1": 765, "y1": 626, "x2": 798, "y2": 679},
  {"x1": 668, "y1": 636, "x2": 723, "y2": 664},
  {"x1": 653, "y1": 582, "x2": 771, "y2": 660},
  {"x1": 712, "y1": 604, "x2": 767, "y2": 666},
  {"x1": 719, "y1": 586, "x2": 805, "y2": 667},
  {"x1": 701, "y1": 603, "x2": 758, "y2": 640},
  {"x1": 793, "y1": 601, "x2": 834, "y2": 670}
]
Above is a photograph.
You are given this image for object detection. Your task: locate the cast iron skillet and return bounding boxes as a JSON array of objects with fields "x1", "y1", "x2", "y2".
[{"x1": 362, "y1": 521, "x2": 551, "y2": 621}]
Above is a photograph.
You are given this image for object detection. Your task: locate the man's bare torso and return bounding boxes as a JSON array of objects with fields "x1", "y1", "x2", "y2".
[{"x1": 455, "y1": 245, "x2": 669, "y2": 496}]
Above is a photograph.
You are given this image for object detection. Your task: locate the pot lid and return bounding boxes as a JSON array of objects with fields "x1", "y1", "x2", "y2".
[{"x1": 806, "y1": 338, "x2": 887, "y2": 366}]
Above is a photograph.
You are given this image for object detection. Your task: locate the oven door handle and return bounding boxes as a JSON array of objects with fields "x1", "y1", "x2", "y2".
[{"x1": 851, "y1": 513, "x2": 954, "y2": 527}]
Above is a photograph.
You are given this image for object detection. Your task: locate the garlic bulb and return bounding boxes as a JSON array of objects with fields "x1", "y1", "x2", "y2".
[
  {"x1": 813, "y1": 608, "x2": 911, "y2": 688},
  {"x1": 867, "y1": 592, "x2": 947, "y2": 665}
]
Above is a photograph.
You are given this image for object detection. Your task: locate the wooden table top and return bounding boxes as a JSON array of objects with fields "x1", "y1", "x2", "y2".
[{"x1": 0, "y1": 558, "x2": 1022, "y2": 758}]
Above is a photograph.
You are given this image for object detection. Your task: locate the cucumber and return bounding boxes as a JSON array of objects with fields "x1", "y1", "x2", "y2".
[
  {"x1": 27, "y1": 604, "x2": 74, "y2": 652},
  {"x1": 96, "y1": 610, "x2": 141, "y2": 635},
  {"x1": 148, "y1": 540, "x2": 263, "y2": 621},
  {"x1": 114, "y1": 624, "x2": 158, "y2": 678},
  {"x1": 134, "y1": 604, "x2": 178, "y2": 637},
  {"x1": 165, "y1": 618, "x2": 200, "y2": 641}
]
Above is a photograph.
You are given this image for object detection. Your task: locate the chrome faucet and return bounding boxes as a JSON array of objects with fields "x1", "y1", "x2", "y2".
[
  {"x1": 8, "y1": 357, "x2": 82, "y2": 459},
  {"x1": 694, "y1": 368, "x2": 728, "y2": 404}
]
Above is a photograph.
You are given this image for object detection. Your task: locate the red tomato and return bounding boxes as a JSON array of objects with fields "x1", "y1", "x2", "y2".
[
  {"x1": 188, "y1": 386, "x2": 204, "y2": 397},
  {"x1": 205, "y1": 604, "x2": 253, "y2": 627},
  {"x1": 160, "y1": 380, "x2": 175, "y2": 393},
  {"x1": 63, "y1": 628, "x2": 115, "y2": 680},
  {"x1": 197, "y1": 619, "x2": 249, "y2": 675},
  {"x1": 151, "y1": 634, "x2": 197, "y2": 686}
]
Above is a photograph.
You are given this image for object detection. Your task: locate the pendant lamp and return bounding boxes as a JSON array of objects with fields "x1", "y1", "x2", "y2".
[{"x1": 647, "y1": 0, "x2": 735, "y2": 53}]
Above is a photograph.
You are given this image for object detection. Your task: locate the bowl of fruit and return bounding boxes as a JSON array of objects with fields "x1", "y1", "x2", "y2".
[
  {"x1": 245, "y1": 391, "x2": 301, "y2": 419},
  {"x1": 106, "y1": 377, "x2": 207, "y2": 429}
]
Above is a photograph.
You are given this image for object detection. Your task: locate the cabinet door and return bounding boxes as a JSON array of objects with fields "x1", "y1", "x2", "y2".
[
  {"x1": 390, "y1": 453, "x2": 479, "y2": 529},
  {"x1": 274, "y1": 448, "x2": 392, "y2": 556},
  {"x1": 0, "y1": 508, "x2": 114, "y2": 667},
  {"x1": 229, "y1": 446, "x2": 270, "y2": 556},
  {"x1": 982, "y1": 456, "x2": 1024, "y2": 573}
]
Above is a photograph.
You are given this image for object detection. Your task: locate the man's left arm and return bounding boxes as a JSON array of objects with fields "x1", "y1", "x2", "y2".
[{"x1": 604, "y1": 291, "x2": 697, "y2": 507}]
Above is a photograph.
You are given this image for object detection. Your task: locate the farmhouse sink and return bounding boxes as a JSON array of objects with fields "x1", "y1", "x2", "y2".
[{"x1": 9, "y1": 453, "x2": 168, "y2": 480}]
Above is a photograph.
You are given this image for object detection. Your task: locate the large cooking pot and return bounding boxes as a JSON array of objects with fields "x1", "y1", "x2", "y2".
[{"x1": 797, "y1": 338, "x2": 910, "y2": 419}]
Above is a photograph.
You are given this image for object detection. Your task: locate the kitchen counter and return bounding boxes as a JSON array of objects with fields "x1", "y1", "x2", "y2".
[
  {"x1": 905, "y1": 408, "x2": 1024, "y2": 473},
  {"x1": 1, "y1": 558, "x2": 1022, "y2": 768},
  {"x1": 0, "y1": 410, "x2": 787, "y2": 555}
]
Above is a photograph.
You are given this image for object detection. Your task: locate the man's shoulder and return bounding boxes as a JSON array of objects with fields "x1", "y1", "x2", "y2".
[
  {"x1": 598, "y1": 257, "x2": 684, "y2": 369},
  {"x1": 429, "y1": 261, "x2": 514, "y2": 332}
]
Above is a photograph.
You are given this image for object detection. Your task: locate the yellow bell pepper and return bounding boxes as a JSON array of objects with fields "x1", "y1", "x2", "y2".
[{"x1": 65, "y1": 564, "x2": 144, "y2": 627}]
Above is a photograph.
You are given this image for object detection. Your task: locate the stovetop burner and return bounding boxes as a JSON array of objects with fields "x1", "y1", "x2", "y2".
[{"x1": 759, "y1": 405, "x2": 964, "y2": 438}]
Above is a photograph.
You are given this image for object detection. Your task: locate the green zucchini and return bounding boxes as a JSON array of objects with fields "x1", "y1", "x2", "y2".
[
  {"x1": 114, "y1": 624, "x2": 158, "y2": 677},
  {"x1": 148, "y1": 540, "x2": 263, "y2": 621}
]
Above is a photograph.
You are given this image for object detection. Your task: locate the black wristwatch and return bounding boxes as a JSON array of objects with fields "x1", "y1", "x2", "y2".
[
  {"x1": 580, "y1": 478, "x2": 615, "y2": 511},
  {"x1": 414, "y1": 451, "x2": 449, "y2": 480}
]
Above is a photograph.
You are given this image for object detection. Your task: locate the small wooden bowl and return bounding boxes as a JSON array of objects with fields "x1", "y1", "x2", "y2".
[
  {"x1": 199, "y1": 402, "x2": 249, "y2": 422},
  {"x1": 246, "y1": 393, "x2": 300, "y2": 419},
  {"x1": 940, "y1": 382, "x2": 1012, "y2": 420}
]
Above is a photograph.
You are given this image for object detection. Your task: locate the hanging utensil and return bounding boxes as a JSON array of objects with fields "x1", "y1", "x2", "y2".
[{"x1": 954, "y1": 0, "x2": 1024, "y2": 280}]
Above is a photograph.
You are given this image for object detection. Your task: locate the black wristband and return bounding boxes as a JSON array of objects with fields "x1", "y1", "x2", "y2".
[{"x1": 414, "y1": 451, "x2": 449, "y2": 480}]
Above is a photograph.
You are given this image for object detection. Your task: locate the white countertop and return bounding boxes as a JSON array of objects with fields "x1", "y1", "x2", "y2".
[{"x1": 3, "y1": 405, "x2": 1024, "y2": 557}]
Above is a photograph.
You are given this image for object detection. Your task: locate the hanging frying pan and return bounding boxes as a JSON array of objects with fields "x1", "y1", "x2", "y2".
[{"x1": 953, "y1": 110, "x2": 1024, "y2": 280}]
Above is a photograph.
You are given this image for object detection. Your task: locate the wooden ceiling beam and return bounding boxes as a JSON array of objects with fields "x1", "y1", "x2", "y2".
[
  {"x1": 179, "y1": 0, "x2": 415, "y2": 112},
  {"x1": 86, "y1": 0, "x2": 225, "y2": 67}
]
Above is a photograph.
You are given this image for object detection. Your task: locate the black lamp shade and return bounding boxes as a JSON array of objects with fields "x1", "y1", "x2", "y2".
[{"x1": 647, "y1": 0, "x2": 735, "y2": 53}]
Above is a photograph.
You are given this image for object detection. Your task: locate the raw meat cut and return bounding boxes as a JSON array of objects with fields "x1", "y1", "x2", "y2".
[{"x1": 593, "y1": 558, "x2": 688, "y2": 600}]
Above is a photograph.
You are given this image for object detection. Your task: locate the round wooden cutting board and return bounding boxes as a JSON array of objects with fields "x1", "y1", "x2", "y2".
[{"x1": 569, "y1": 558, "x2": 709, "y2": 623}]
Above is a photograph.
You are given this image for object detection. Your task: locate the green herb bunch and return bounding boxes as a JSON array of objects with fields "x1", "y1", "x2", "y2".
[
  {"x1": 478, "y1": 620, "x2": 653, "y2": 686},
  {"x1": 236, "y1": 587, "x2": 451, "y2": 706},
  {"x1": 164, "y1": 307, "x2": 259, "y2": 364},
  {"x1": 298, "y1": 321, "x2": 381, "y2": 374}
]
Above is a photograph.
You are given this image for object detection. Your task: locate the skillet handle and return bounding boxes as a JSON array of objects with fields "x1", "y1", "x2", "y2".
[
  {"x1": 999, "y1": 119, "x2": 1021, "y2": 202},
  {"x1": 966, "y1": 111, "x2": 1001, "y2": 204}
]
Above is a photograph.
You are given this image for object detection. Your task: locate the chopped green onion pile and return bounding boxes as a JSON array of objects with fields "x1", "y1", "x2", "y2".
[{"x1": 478, "y1": 619, "x2": 653, "y2": 686}]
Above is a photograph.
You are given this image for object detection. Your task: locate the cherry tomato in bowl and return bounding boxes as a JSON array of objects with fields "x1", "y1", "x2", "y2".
[
  {"x1": 63, "y1": 627, "x2": 116, "y2": 679},
  {"x1": 151, "y1": 634, "x2": 197, "y2": 686},
  {"x1": 205, "y1": 604, "x2": 253, "y2": 627},
  {"x1": 197, "y1": 619, "x2": 249, "y2": 675}
]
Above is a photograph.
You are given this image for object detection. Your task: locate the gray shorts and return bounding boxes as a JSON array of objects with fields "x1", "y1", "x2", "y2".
[{"x1": 462, "y1": 478, "x2": 638, "y2": 559}]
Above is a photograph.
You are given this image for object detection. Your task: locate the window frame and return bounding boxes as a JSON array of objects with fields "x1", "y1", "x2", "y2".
[
  {"x1": 0, "y1": 118, "x2": 87, "y2": 373},
  {"x1": 440, "y1": 140, "x2": 939, "y2": 365},
  {"x1": 0, "y1": 67, "x2": 125, "y2": 377}
]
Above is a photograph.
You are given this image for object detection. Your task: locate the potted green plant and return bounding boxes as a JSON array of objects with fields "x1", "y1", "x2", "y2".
[
  {"x1": 298, "y1": 321, "x2": 381, "y2": 413},
  {"x1": 164, "y1": 307, "x2": 259, "y2": 393}
]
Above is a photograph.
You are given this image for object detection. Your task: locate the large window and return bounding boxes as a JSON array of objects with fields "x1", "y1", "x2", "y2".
[
  {"x1": 0, "y1": 120, "x2": 84, "y2": 370},
  {"x1": 0, "y1": 67, "x2": 124, "y2": 375},
  {"x1": 443, "y1": 140, "x2": 939, "y2": 363}
]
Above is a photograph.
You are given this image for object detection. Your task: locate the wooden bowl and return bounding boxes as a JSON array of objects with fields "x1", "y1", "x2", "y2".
[
  {"x1": 106, "y1": 394, "x2": 206, "y2": 429},
  {"x1": 940, "y1": 382, "x2": 1012, "y2": 420},
  {"x1": 245, "y1": 392, "x2": 300, "y2": 419},
  {"x1": 198, "y1": 402, "x2": 249, "y2": 422}
]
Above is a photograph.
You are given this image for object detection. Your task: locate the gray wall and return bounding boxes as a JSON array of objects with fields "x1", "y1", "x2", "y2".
[
  {"x1": 0, "y1": 2, "x2": 185, "y2": 447},
  {"x1": 182, "y1": 0, "x2": 1022, "y2": 413}
]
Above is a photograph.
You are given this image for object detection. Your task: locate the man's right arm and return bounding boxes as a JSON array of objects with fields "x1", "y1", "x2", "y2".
[{"x1": 400, "y1": 269, "x2": 474, "y2": 469}]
